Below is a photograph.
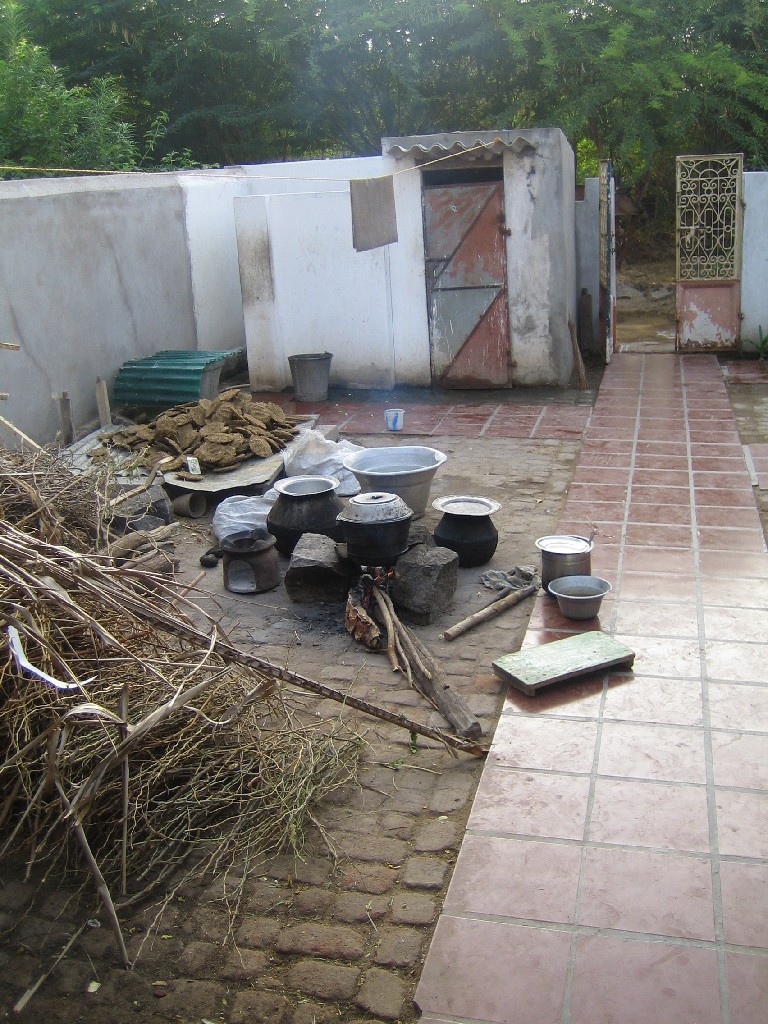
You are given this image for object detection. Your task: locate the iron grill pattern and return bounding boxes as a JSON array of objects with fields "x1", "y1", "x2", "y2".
[{"x1": 676, "y1": 154, "x2": 743, "y2": 281}]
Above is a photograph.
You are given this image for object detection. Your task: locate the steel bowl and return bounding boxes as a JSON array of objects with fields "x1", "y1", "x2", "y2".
[{"x1": 547, "y1": 575, "x2": 612, "y2": 620}]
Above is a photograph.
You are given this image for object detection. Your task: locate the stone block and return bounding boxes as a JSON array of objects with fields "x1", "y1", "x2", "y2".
[
  {"x1": 287, "y1": 960, "x2": 360, "y2": 1001},
  {"x1": 355, "y1": 967, "x2": 408, "y2": 1020},
  {"x1": 110, "y1": 482, "x2": 172, "y2": 531},
  {"x1": 275, "y1": 923, "x2": 366, "y2": 960},
  {"x1": 284, "y1": 534, "x2": 357, "y2": 603},
  {"x1": 389, "y1": 543, "x2": 458, "y2": 624}
]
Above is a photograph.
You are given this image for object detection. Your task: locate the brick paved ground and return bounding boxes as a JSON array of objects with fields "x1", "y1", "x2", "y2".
[
  {"x1": 4, "y1": 354, "x2": 768, "y2": 1023},
  {"x1": 0, "y1": 431, "x2": 582, "y2": 1023}
]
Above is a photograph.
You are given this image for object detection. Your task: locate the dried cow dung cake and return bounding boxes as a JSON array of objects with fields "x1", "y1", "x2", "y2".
[{"x1": 107, "y1": 389, "x2": 300, "y2": 471}]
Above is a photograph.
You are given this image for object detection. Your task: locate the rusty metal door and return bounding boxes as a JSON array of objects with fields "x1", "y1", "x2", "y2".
[
  {"x1": 423, "y1": 182, "x2": 510, "y2": 388},
  {"x1": 676, "y1": 154, "x2": 743, "y2": 351}
]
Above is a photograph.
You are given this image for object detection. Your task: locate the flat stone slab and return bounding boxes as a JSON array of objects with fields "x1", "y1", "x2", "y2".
[{"x1": 492, "y1": 632, "x2": 635, "y2": 696}]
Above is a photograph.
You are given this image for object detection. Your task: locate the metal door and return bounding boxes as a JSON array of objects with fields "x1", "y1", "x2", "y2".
[
  {"x1": 676, "y1": 154, "x2": 743, "y2": 351},
  {"x1": 423, "y1": 182, "x2": 510, "y2": 388},
  {"x1": 599, "y1": 160, "x2": 616, "y2": 362}
]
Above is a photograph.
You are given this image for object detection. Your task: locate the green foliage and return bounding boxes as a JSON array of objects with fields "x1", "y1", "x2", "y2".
[
  {"x1": 0, "y1": 2, "x2": 139, "y2": 173},
  {"x1": 741, "y1": 325, "x2": 768, "y2": 360},
  {"x1": 7, "y1": 0, "x2": 768, "y2": 221}
]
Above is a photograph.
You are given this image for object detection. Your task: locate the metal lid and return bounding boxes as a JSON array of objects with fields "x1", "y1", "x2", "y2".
[
  {"x1": 432, "y1": 495, "x2": 501, "y2": 517},
  {"x1": 337, "y1": 491, "x2": 413, "y2": 524},
  {"x1": 535, "y1": 534, "x2": 593, "y2": 554}
]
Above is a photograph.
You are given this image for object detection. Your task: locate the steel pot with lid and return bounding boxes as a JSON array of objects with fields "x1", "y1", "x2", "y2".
[
  {"x1": 337, "y1": 492, "x2": 413, "y2": 566},
  {"x1": 536, "y1": 534, "x2": 593, "y2": 593}
]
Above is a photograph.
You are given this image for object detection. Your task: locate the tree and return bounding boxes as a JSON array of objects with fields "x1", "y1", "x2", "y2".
[
  {"x1": 0, "y1": 0, "x2": 138, "y2": 173},
  {"x1": 486, "y1": 0, "x2": 768, "y2": 205}
]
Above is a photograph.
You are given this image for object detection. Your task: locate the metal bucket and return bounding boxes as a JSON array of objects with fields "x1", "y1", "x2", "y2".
[
  {"x1": 536, "y1": 534, "x2": 593, "y2": 593},
  {"x1": 288, "y1": 352, "x2": 333, "y2": 402}
]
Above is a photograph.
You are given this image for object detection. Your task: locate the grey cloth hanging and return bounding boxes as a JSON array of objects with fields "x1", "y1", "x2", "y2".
[{"x1": 349, "y1": 175, "x2": 398, "y2": 252}]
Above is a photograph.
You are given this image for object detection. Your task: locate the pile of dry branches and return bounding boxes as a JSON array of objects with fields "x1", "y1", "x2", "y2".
[{"x1": 0, "y1": 444, "x2": 362, "y2": 964}]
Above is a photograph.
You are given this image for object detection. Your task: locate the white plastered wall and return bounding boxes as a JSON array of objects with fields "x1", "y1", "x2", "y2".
[
  {"x1": 741, "y1": 172, "x2": 768, "y2": 345},
  {"x1": 234, "y1": 154, "x2": 430, "y2": 392}
]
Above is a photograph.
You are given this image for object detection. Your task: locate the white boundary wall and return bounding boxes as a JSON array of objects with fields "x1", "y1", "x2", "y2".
[
  {"x1": 742, "y1": 172, "x2": 768, "y2": 345},
  {"x1": 0, "y1": 129, "x2": 579, "y2": 446}
]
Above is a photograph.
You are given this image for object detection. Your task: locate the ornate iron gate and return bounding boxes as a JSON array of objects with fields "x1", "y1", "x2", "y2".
[{"x1": 676, "y1": 154, "x2": 743, "y2": 351}]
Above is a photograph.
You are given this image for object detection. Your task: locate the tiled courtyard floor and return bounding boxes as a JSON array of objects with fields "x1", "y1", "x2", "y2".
[{"x1": 410, "y1": 353, "x2": 768, "y2": 1024}]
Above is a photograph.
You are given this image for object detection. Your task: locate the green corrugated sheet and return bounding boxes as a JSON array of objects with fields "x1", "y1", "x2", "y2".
[{"x1": 113, "y1": 349, "x2": 245, "y2": 410}]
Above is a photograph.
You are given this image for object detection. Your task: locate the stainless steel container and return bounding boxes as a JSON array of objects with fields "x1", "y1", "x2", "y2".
[
  {"x1": 536, "y1": 534, "x2": 593, "y2": 593},
  {"x1": 341, "y1": 446, "x2": 447, "y2": 518}
]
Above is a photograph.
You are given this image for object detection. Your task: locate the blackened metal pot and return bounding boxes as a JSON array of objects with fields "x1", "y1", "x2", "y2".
[
  {"x1": 267, "y1": 475, "x2": 344, "y2": 555},
  {"x1": 337, "y1": 492, "x2": 413, "y2": 566}
]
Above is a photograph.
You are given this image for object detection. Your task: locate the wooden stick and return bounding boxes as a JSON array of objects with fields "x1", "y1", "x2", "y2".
[
  {"x1": 0, "y1": 413, "x2": 44, "y2": 450},
  {"x1": 0, "y1": 341, "x2": 20, "y2": 351},
  {"x1": 443, "y1": 583, "x2": 538, "y2": 641},
  {"x1": 95, "y1": 377, "x2": 112, "y2": 428},
  {"x1": 57, "y1": 391, "x2": 75, "y2": 445},
  {"x1": 568, "y1": 317, "x2": 588, "y2": 390}
]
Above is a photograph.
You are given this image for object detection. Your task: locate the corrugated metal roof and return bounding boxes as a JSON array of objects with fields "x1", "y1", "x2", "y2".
[
  {"x1": 383, "y1": 131, "x2": 536, "y2": 161},
  {"x1": 113, "y1": 349, "x2": 245, "y2": 409}
]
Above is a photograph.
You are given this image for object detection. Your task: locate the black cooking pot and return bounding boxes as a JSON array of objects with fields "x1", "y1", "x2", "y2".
[{"x1": 337, "y1": 492, "x2": 413, "y2": 566}]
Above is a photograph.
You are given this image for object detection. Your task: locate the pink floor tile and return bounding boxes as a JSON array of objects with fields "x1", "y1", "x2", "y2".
[
  {"x1": 502, "y1": 667, "x2": 605, "y2": 717},
  {"x1": 613, "y1": 599, "x2": 699, "y2": 637},
  {"x1": 626, "y1": 500, "x2": 692, "y2": 524},
  {"x1": 489, "y1": 714, "x2": 599, "y2": 774},
  {"x1": 620, "y1": 547, "x2": 697, "y2": 574},
  {"x1": 468, "y1": 767, "x2": 592, "y2": 840},
  {"x1": 612, "y1": 634, "x2": 702, "y2": 678},
  {"x1": 624, "y1": 523, "x2": 693, "y2": 547},
  {"x1": 589, "y1": 777, "x2": 711, "y2": 852},
  {"x1": 708, "y1": 681, "x2": 768, "y2": 731},
  {"x1": 703, "y1": 605, "x2": 768, "y2": 643},
  {"x1": 444, "y1": 834, "x2": 582, "y2": 922},
  {"x1": 700, "y1": 550, "x2": 768, "y2": 577},
  {"x1": 698, "y1": 526, "x2": 766, "y2": 551},
  {"x1": 602, "y1": 675, "x2": 703, "y2": 727},
  {"x1": 726, "y1": 951, "x2": 768, "y2": 1024},
  {"x1": 705, "y1": 640, "x2": 768, "y2": 682},
  {"x1": 414, "y1": 916, "x2": 571, "y2": 1024},
  {"x1": 720, "y1": 862, "x2": 768, "y2": 947},
  {"x1": 570, "y1": 936, "x2": 721, "y2": 1024},
  {"x1": 618, "y1": 572, "x2": 698, "y2": 601},
  {"x1": 597, "y1": 720, "x2": 706, "y2": 784},
  {"x1": 710, "y1": 730, "x2": 768, "y2": 789},
  {"x1": 578, "y1": 846, "x2": 714, "y2": 939},
  {"x1": 716, "y1": 789, "x2": 768, "y2": 857}
]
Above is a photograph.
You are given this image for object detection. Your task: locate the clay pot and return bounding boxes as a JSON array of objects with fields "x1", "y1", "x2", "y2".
[
  {"x1": 266, "y1": 476, "x2": 344, "y2": 555},
  {"x1": 220, "y1": 529, "x2": 280, "y2": 594},
  {"x1": 432, "y1": 495, "x2": 501, "y2": 567}
]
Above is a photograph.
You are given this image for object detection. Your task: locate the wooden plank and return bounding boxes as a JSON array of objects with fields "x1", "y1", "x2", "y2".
[
  {"x1": 95, "y1": 376, "x2": 112, "y2": 428},
  {"x1": 57, "y1": 391, "x2": 74, "y2": 445},
  {"x1": 492, "y1": 632, "x2": 634, "y2": 696}
]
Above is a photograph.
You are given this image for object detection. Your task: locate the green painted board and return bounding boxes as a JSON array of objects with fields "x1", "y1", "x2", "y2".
[{"x1": 492, "y1": 632, "x2": 635, "y2": 696}]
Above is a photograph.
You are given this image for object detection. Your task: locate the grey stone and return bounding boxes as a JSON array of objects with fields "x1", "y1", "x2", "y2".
[
  {"x1": 284, "y1": 533, "x2": 357, "y2": 603},
  {"x1": 110, "y1": 482, "x2": 172, "y2": 530},
  {"x1": 355, "y1": 967, "x2": 408, "y2": 1020},
  {"x1": 389, "y1": 543, "x2": 458, "y2": 624}
]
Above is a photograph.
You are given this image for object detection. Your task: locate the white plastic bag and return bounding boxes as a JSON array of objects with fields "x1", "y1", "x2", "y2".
[
  {"x1": 283, "y1": 429, "x2": 362, "y2": 496},
  {"x1": 211, "y1": 491, "x2": 278, "y2": 542}
]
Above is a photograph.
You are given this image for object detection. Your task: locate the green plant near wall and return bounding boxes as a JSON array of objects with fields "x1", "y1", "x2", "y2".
[{"x1": 739, "y1": 326, "x2": 768, "y2": 361}]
